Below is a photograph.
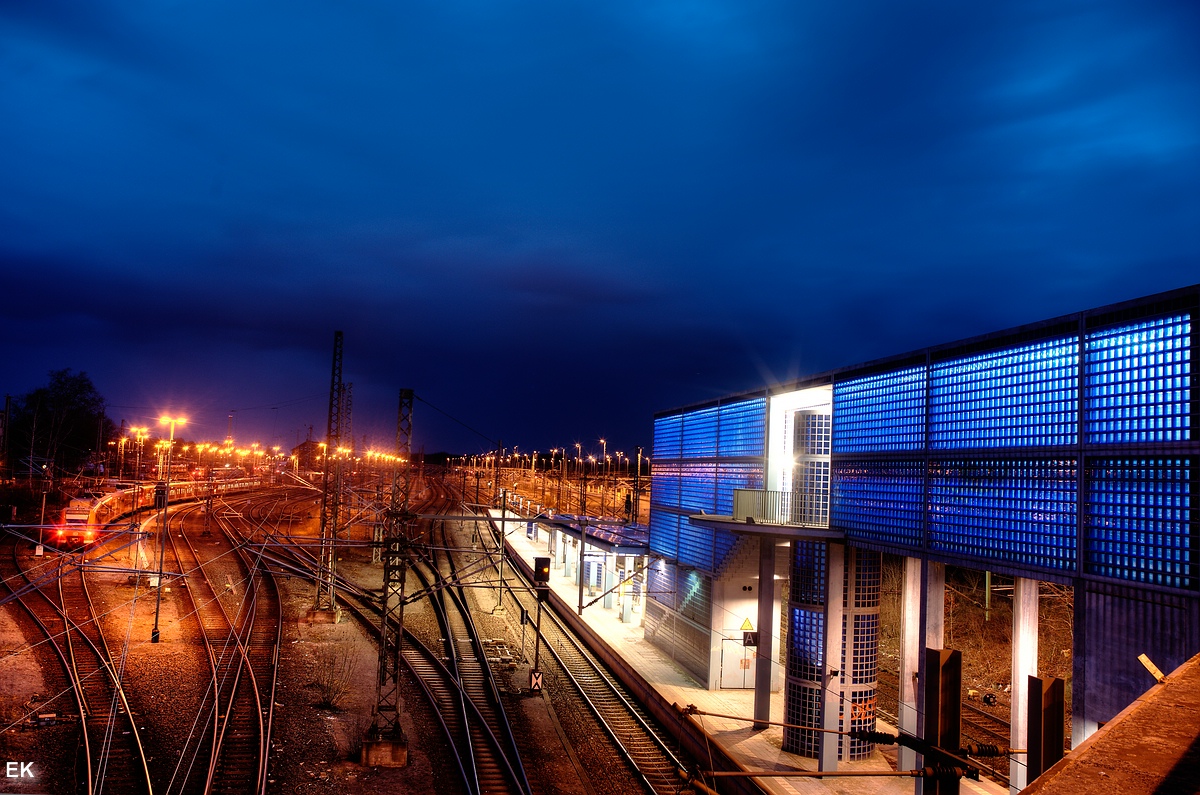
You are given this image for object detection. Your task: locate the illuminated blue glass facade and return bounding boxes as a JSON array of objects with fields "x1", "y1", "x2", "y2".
[
  {"x1": 1084, "y1": 315, "x2": 1191, "y2": 444},
  {"x1": 823, "y1": 301, "x2": 1195, "y2": 590},
  {"x1": 1086, "y1": 458, "x2": 1193, "y2": 589},
  {"x1": 832, "y1": 366, "x2": 926, "y2": 452},
  {"x1": 650, "y1": 396, "x2": 766, "y2": 575},
  {"x1": 930, "y1": 338, "x2": 1078, "y2": 448},
  {"x1": 928, "y1": 459, "x2": 1077, "y2": 571},
  {"x1": 651, "y1": 287, "x2": 1198, "y2": 759},
  {"x1": 654, "y1": 298, "x2": 1195, "y2": 589},
  {"x1": 830, "y1": 459, "x2": 924, "y2": 547}
]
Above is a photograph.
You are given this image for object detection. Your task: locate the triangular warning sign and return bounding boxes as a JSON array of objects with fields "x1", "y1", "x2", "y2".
[{"x1": 740, "y1": 618, "x2": 754, "y2": 631}]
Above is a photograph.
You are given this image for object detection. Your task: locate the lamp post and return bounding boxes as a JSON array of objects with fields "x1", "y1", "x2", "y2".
[
  {"x1": 151, "y1": 415, "x2": 186, "y2": 643},
  {"x1": 634, "y1": 446, "x2": 643, "y2": 523},
  {"x1": 573, "y1": 444, "x2": 581, "y2": 512},
  {"x1": 131, "y1": 427, "x2": 148, "y2": 520}
]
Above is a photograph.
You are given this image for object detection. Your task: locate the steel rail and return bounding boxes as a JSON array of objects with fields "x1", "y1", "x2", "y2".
[{"x1": 8, "y1": 539, "x2": 154, "y2": 795}]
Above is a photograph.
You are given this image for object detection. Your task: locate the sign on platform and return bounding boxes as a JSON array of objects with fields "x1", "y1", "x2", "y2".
[
  {"x1": 530, "y1": 670, "x2": 543, "y2": 691},
  {"x1": 743, "y1": 631, "x2": 759, "y2": 647}
]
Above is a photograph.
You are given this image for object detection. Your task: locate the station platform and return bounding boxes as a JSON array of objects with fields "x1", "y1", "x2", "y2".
[{"x1": 489, "y1": 509, "x2": 1005, "y2": 795}]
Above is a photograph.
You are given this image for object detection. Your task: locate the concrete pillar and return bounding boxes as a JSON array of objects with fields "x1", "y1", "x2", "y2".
[
  {"x1": 819, "y1": 542, "x2": 846, "y2": 771},
  {"x1": 924, "y1": 561, "x2": 946, "y2": 651},
  {"x1": 898, "y1": 556, "x2": 922, "y2": 773},
  {"x1": 913, "y1": 560, "x2": 944, "y2": 795},
  {"x1": 752, "y1": 535, "x2": 777, "y2": 729},
  {"x1": 603, "y1": 555, "x2": 614, "y2": 610},
  {"x1": 1071, "y1": 580, "x2": 1095, "y2": 746},
  {"x1": 1010, "y1": 577, "x2": 1038, "y2": 793}
]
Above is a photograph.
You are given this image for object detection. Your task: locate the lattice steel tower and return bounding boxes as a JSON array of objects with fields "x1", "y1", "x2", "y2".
[
  {"x1": 372, "y1": 388, "x2": 414, "y2": 741},
  {"x1": 314, "y1": 331, "x2": 343, "y2": 613}
]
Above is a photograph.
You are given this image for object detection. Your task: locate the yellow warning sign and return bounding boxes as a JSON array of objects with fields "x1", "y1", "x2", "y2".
[{"x1": 740, "y1": 618, "x2": 754, "y2": 631}]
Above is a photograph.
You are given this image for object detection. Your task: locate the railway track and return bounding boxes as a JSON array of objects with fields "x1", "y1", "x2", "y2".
[
  {"x1": 196, "y1": 479, "x2": 736, "y2": 795},
  {"x1": 442, "y1": 476, "x2": 697, "y2": 795},
  {"x1": 877, "y1": 667, "x2": 1014, "y2": 785},
  {"x1": 493, "y1": 540, "x2": 689, "y2": 795},
  {"x1": 419, "y1": 507, "x2": 532, "y2": 795},
  {"x1": 5, "y1": 539, "x2": 154, "y2": 795},
  {"x1": 245, "y1": 482, "x2": 531, "y2": 795},
  {"x1": 164, "y1": 503, "x2": 280, "y2": 795}
]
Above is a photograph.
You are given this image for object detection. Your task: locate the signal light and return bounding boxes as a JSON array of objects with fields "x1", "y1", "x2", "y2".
[{"x1": 533, "y1": 557, "x2": 550, "y2": 583}]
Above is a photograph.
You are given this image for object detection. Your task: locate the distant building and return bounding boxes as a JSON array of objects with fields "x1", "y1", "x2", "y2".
[
  {"x1": 649, "y1": 284, "x2": 1198, "y2": 786},
  {"x1": 292, "y1": 439, "x2": 324, "y2": 471}
]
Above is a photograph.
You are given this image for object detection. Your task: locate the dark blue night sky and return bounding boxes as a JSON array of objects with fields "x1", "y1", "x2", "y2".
[{"x1": 2, "y1": 1, "x2": 1198, "y2": 456}]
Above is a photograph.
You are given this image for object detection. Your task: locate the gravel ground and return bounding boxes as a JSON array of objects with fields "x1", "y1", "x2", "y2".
[
  {"x1": 2, "y1": 495, "x2": 656, "y2": 795},
  {"x1": 0, "y1": 551, "x2": 76, "y2": 795}
]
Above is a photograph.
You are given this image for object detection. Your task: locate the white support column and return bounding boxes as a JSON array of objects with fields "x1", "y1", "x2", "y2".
[
  {"x1": 752, "y1": 535, "x2": 778, "y2": 728},
  {"x1": 924, "y1": 561, "x2": 945, "y2": 650},
  {"x1": 898, "y1": 556, "x2": 923, "y2": 773},
  {"x1": 1010, "y1": 577, "x2": 1038, "y2": 792},
  {"x1": 603, "y1": 554, "x2": 615, "y2": 609},
  {"x1": 913, "y1": 560, "x2": 945, "y2": 795},
  {"x1": 819, "y1": 542, "x2": 846, "y2": 770}
]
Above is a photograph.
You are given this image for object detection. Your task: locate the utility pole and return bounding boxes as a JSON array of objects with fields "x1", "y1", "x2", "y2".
[
  {"x1": 312, "y1": 331, "x2": 343, "y2": 620},
  {"x1": 494, "y1": 489, "x2": 507, "y2": 615},
  {"x1": 364, "y1": 388, "x2": 414, "y2": 767},
  {"x1": 633, "y1": 446, "x2": 643, "y2": 523}
]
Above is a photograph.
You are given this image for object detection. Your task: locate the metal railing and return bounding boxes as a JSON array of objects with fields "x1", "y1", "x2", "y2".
[{"x1": 732, "y1": 489, "x2": 828, "y2": 528}]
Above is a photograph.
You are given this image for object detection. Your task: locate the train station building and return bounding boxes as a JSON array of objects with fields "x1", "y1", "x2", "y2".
[{"x1": 646, "y1": 284, "x2": 1198, "y2": 789}]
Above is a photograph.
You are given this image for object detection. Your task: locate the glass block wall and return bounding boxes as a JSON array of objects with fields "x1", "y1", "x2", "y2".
[
  {"x1": 1086, "y1": 458, "x2": 1193, "y2": 589},
  {"x1": 830, "y1": 459, "x2": 924, "y2": 547},
  {"x1": 839, "y1": 548, "x2": 881, "y2": 760},
  {"x1": 650, "y1": 397, "x2": 767, "y2": 575},
  {"x1": 928, "y1": 459, "x2": 1077, "y2": 572},
  {"x1": 832, "y1": 366, "x2": 926, "y2": 453},
  {"x1": 783, "y1": 543, "x2": 880, "y2": 760},
  {"x1": 643, "y1": 560, "x2": 714, "y2": 682},
  {"x1": 792, "y1": 410, "x2": 833, "y2": 526},
  {"x1": 828, "y1": 305, "x2": 1195, "y2": 590},
  {"x1": 930, "y1": 337, "x2": 1078, "y2": 449},
  {"x1": 1084, "y1": 315, "x2": 1191, "y2": 444},
  {"x1": 783, "y1": 540, "x2": 826, "y2": 757}
]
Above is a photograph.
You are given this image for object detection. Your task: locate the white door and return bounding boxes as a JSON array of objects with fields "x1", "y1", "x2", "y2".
[{"x1": 720, "y1": 638, "x2": 756, "y2": 689}]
